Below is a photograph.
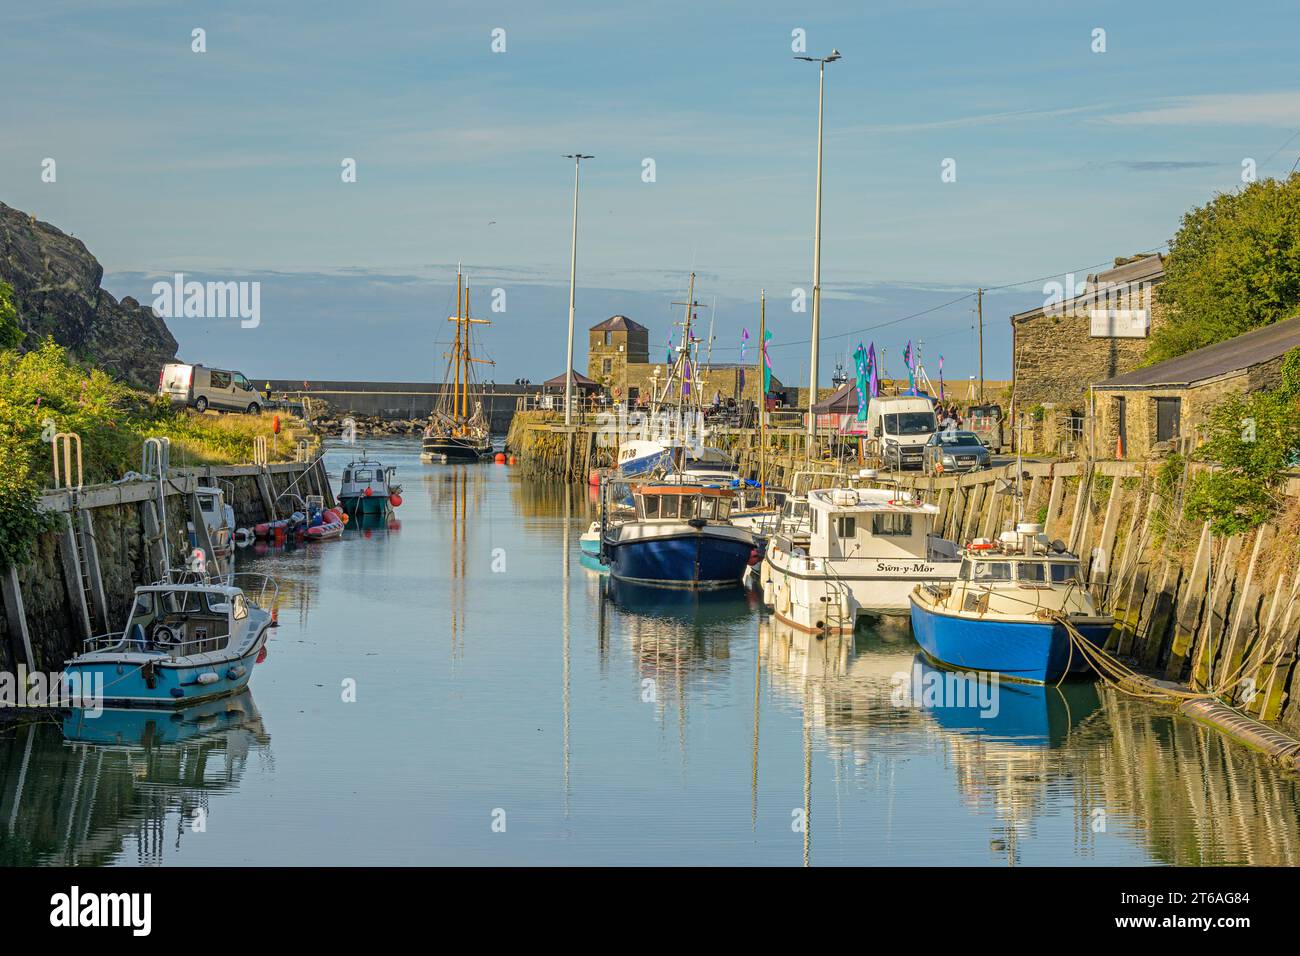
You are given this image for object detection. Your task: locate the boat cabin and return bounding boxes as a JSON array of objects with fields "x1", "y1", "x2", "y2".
[
  {"x1": 341, "y1": 459, "x2": 395, "y2": 498},
  {"x1": 97, "y1": 584, "x2": 248, "y2": 658},
  {"x1": 804, "y1": 487, "x2": 958, "y2": 561},
  {"x1": 632, "y1": 485, "x2": 735, "y2": 522},
  {"x1": 958, "y1": 527, "x2": 1083, "y2": 588}
]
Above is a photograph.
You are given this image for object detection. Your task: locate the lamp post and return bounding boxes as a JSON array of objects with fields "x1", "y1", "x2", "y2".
[
  {"x1": 795, "y1": 49, "x2": 841, "y2": 441},
  {"x1": 562, "y1": 153, "x2": 593, "y2": 426}
]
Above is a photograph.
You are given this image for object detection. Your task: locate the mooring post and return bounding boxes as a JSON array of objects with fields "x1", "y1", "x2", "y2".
[{"x1": 1, "y1": 566, "x2": 35, "y2": 671}]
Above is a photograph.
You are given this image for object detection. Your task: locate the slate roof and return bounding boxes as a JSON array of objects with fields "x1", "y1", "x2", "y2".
[{"x1": 1097, "y1": 313, "x2": 1300, "y2": 389}]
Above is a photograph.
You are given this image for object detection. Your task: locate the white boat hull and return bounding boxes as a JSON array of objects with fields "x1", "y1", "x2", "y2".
[{"x1": 761, "y1": 543, "x2": 961, "y2": 633}]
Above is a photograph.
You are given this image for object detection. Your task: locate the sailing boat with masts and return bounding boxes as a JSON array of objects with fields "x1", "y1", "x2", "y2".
[{"x1": 422, "y1": 268, "x2": 495, "y2": 463}]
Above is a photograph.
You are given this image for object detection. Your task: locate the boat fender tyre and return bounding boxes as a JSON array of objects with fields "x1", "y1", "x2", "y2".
[
  {"x1": 194, "y1": 396, "x2": 209, "y2": 412},
  {"x1": 778, "y1": 584, "x2": 792, "y2": 616}
]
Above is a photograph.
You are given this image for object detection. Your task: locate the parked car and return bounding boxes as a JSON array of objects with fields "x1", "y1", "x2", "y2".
[
  {"x1": 159, "y1": 363, "x2": 263, "y2": 414},
  {"x1": 922, "y1": 430, "x2": 990, "y2": 475}
]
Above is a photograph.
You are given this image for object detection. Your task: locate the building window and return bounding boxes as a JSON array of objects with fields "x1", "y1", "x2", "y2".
[
  {"x1": 604, "y1": 331, "x2": 612, "y2": 346},
  {"x1": 602, "y1": 359, "x2": 612, "y2": 374},
  {"x1": 1155, "y1": 397, "x2": 1181, "y2": 443}
]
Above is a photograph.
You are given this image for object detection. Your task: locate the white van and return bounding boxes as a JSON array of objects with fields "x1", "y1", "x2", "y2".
[
  {"x1": 159, "y1": 363, "x2": 264, "y2": 414},
  {"x1": 865, "y1": 396, "x2": 937, "y2": 470}
]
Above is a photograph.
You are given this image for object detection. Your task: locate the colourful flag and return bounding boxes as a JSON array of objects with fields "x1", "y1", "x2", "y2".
[
  {"x1": 853, "y1": 342, "x2": 869, "y2": 421},
  {"x1": 938, "y1": 355, "x2": 945, "y2": 401},
  {"x1": 665, "y1": 331, "x2": 673, "y2": 364},
  {"x1": 903, "y1": 340, "x2": 916, "y2": 393},
  {"x1": 867, "y1": 343, "x2": 879, "y2": 400},
  {"x1": 762, "y1": 329, "x2": 773, "y2": 394}
]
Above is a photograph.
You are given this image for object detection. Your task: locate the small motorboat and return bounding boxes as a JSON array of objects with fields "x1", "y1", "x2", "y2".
[
  {"x1": 579, "y1": 521, "x2": 602, "y2": 557},
  {"x1": 62, "y1": 572, "x2": 278, "y2": 707},
  {"x1": 908, "y1": 523, "x2": 1113, "y2": 684},
  {"x1": 339, "y1": 457, "x2": 403, "y2": 519},
  {"x1": 600, "y1": 485, "x2": 757, "y2": 589},
  {"x1": 304, "y1": 505, "x2": 347, "y2": 540}
]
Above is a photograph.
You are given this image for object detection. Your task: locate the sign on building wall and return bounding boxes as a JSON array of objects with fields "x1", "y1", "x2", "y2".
[{"x1": 1089, "y1": 308, "x2": 1149, "y2": 338}]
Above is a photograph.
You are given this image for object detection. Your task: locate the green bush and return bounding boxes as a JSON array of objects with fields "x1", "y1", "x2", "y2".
[
  {"x1": 0, "y1": 339, "x2": 296, "y2": 569},
  {"x1": 1182, "y1": 350, "x2": 1300, "y2": 535}
]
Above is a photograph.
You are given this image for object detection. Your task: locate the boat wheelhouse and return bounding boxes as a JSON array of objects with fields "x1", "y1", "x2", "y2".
[
  {"x1": 188, "y1": 485, "x2": 237, "y2": 561},
  {"x1": 600, "y1": 485, "x2": 757, "y2": 589},
  {"x1": 761, "y1": 487, "x2": 961, "y2": 632},
  {"x1": 338, "y1": 457, "x2": 402, "y2": 518},
  {"x1": 62, "y1": 575, "x2": 277, "y2": 707},
  {"x1": 908, "y1": 524, "x2": 1113, "y2": 684}
]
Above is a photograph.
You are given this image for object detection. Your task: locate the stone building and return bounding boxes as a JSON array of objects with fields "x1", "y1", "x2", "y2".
[
  {"x1": 1010, "y1": 253, "x2": 1166, "y2": 445},
  {"x1": 1092, "y1": 313, "x2": 1300, "y2": 459},
  {"x1": 587, "y1": 315, "x2": 781, "y2": 404}
]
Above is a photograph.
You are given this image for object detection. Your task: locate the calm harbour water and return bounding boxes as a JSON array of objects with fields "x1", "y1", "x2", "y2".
[{"x1": 4, "y1": 437, "x2": 1300, "y2": 866}]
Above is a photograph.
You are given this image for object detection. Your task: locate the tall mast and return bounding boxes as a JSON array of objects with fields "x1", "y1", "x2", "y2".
[
  {"x1": 452, "y1": 268, "x2": 463, "y2": 425},
  {"x1": 463, "y1": 280, "x2": 472, "y2": 423},
  {"x1": 758, "y1": 288, "x2": 767, "y2": 502}
]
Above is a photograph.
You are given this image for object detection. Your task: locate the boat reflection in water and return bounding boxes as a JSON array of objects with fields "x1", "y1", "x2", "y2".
[
  {"x1": 0, "y1": 691, "x2": 270, "y2": 866},
  {"x1": 903, "y1": 655, "x2": 1102, "y2": 748}
]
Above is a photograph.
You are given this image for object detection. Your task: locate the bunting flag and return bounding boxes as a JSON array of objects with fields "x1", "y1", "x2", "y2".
[
  {"x1": 762, "y1": 329, "x2": 773, "y2": 394},
  {"x1": 682, "y1": 356, "x2": 692, "y2": 397},
  {"x1": 938, "y1": 354, "x2": 945, "y2": 401},
  {"x1": 903, "y1": 339, "x2": 916, "y2": 393},
  {"x1": 867, "y1": 343, "x2": 879, "y2": 400},
  {"x1": 665, "y1": 331, "x2": 673, "y2": 365},
  {"x1": 739, "y1": 328, "x2": 750, "y2": 389},
  {"x1": 852, "y1": 342, "x2": 870, "y2": 421}
]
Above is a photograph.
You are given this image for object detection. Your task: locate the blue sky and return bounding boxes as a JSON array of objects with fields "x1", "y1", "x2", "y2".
[{"x1": 4, "y1": 0, "x2": 1299, "y2": 385}]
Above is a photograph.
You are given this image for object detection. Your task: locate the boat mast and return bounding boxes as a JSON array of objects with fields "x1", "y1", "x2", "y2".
[
  {"x1": 463, "y1": 280, "x2": 472, "y2": 427},
  {"x1": 758, "y1": 288, "x2": 766, "y2": 504},
  {"x1": 452, "y1": 267, "x2": 463, "y2": 426}
]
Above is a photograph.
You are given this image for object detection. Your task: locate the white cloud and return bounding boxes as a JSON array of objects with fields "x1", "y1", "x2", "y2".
[{"x1": 1105, "y1": 91, "x2": 1300, "y2": 127}]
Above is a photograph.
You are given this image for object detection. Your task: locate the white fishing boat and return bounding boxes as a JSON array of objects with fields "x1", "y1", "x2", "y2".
[{"x1": 761, "y1": 487, "x2": 961, "y2": 633}]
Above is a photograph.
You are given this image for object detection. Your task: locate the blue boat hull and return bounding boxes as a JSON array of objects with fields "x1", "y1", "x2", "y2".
[
  {"x1": 63, "y1": 631, "x2": 268, "y2": 707},
  {"x1": 604, "y1": 531, "x2": 753, "y2": 589},
  {"x1": 619, "y1": 450, "x2": 671, "y2": 478},
  {"x1": 908, "y1": 599, "x2": 1111, "y2": 684}
]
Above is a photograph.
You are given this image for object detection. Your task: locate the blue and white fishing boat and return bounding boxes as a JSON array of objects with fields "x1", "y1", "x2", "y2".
[
  {"x1": 601, "y1": 485, "x2": 757, "y2": 589},
  {"x1": 908, "y1": 523, "x2": 1112, "y2": 684},
  {"x1": 62, "y1": 572, "x2": 278, "y2": 707}
]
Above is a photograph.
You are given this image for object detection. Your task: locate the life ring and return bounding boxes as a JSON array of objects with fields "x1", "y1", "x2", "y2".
[{"x1": 234, "y1": 528, "x2": 254, "y2": 546}]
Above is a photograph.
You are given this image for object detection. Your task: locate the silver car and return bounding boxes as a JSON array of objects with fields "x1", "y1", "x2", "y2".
[{"x1": 922, "y1": 430, "x2": 989, "y2": 475}]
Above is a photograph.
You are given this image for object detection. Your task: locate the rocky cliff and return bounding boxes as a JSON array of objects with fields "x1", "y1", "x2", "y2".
[{"x1": 0, "y1": 201, "x2": 177, "y2": 388}]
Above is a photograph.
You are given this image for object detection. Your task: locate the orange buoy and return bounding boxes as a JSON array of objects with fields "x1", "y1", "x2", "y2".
[
  {"x1": 389, "y1": 493, "x2": 403, "y2": 507},
  {"x1": 364, "y1": 486, "x2": 373, "y2": 497},
  {"x1": 508, "y1": 455, "x2": 517, "y2": 465},
  {"x1": 495, "y1": 453, "x2": 506, "y2": 463},
  {"x1": 588, "y1": 470, "x2": 600, "y2": 486}
]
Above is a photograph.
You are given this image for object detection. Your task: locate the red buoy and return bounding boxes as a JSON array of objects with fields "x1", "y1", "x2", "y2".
[
  {"x1": 364, "y1": 487, "x2": 373, "y2": 497},
  {"x1": 495, "y1": 453, "x2": 506, "y2": 463},
  {"x1": 588, "y1": 470, "x2": 600, "y2": 486},
  {"x1": 389, "y1": 493, "x2": 403, "y2": 507},
  {"x1": 508, "y1": 455, "x2": 517, "y2": 465}
]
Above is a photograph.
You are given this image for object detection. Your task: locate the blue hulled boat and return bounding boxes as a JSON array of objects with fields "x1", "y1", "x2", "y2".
[
  {"x1": 601, "y1": 485, "x2": 757, "y2": 589},
  {"x1": 908, "y1": 523, "x2": 1112, "y2": 684},
  {"x1": 62, "y1": 574, "x2": 277, "y2": 707}
]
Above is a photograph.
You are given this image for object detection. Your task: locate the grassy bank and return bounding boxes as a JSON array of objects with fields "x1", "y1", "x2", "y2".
[{"x1": 0, "y1": 339, "x2": 306, "y2": 569}]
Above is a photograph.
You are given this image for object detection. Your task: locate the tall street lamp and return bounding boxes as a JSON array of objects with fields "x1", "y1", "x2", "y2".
[
  {"x1": 563, "y1": 153, "x2": 594, "y2": 426},
  {"x1": 795, "y1": 49, "x2": 841, "y2": 441}
]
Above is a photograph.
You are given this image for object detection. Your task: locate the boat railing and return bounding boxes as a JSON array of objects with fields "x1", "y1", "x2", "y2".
[{"x1": 230, "y1": 572, "x2": 281, "y2": 609}]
